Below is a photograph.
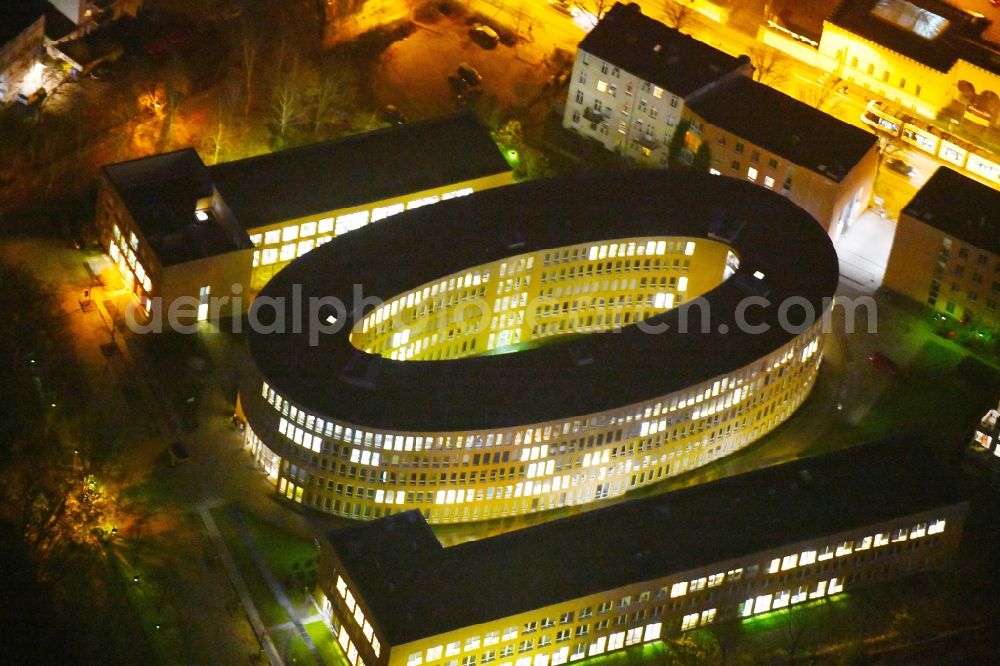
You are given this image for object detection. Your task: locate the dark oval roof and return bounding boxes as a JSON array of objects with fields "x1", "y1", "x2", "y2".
[{"x1": 247, "y1": 170, "x2": 839, "y2": 432}]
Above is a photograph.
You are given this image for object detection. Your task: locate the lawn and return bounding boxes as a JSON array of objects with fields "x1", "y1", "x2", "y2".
[
  {"x1": 209, "y1": 505, "x2": 293, "y2": 629},
  {"x1": 208, "y1": 504, "x2": 341, "y2": 664}
]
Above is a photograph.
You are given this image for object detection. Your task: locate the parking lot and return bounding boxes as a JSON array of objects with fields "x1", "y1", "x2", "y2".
[{"x1": 372, "y1": 14, "x2": 562, "y2": 122}]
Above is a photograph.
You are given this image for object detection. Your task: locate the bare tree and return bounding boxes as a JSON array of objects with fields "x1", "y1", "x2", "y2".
[
  {"x1": 798, "y1": 75, "x2": 839, "y2": 111},
  {"x1": 271, "y1": 56, "x2": 307, "y2": 142},
  {"x1": 748, "y1": 45, "x2": 789, "y2": 87},
  {"x1": 239, "y1": 21, "x2": 259, "y2": 117},
  {"x1": 577, "y1": 0, "x2": 613, "y2": 28},
  {"x1": 307, "y1": 62, "x2": 359, "y2": 138},
  {"x1": 663, "y1": 0, "x2": 695, "y2": 31}
]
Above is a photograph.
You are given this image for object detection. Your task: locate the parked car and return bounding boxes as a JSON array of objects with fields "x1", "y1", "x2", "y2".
[
  {"x1": 457, "y1": 63, "x2": 482, "y2": 87},
  {"x1": 868, "y1": 351, "x2": 900, "y2": 376},
  {"x1": 380, "y1": 104, "x2": 407, "y2": 125},
  {"x1": 884, "y1": 156, "x2": 916, "y2": 177},
  {"x1": 471, "y1": 23, "x2": 500, "y2": 48}
]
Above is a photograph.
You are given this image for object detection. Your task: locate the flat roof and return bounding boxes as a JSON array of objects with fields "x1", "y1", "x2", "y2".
[
  {"x1": 578, "y1": 3, "x2": 748, "y2": 97},
  {"x1": 902, "y1": 166, "x2": 1000, "y2": 254},
  {"x1": 687, "y1": 76, "x2": 877, "y2": 182},
  {"x1": 208, "y1": 114, "x2": 511, "y2": 231},
  {"x1": 827, "y1": 0, "x2": 1000, "y2": 73},
  {"x1": 327, "y1": 438, "x2": 965, "y2": 645},
  {"x1": 247, "y1": 169, "x2": 839, "y2": 433},
  {"x1": 102, "y1": 149, "x2": 250, "y2": 266},
  {"x1": 0, "y1": 0, "x2": 47, "y2": 45}
]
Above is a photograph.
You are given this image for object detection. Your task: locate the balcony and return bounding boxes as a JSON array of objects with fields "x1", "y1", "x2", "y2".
[
  {"x1": 583, "y1": 106, "x2": 606, "y2": 124},
  {"x1": 636, "y1": 134, "x2": 660, "y2": 151}
]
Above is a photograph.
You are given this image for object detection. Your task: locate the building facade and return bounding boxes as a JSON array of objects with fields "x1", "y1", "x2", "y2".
[
  {"x1": 684, "y1": 76, "x2": 879, "y2": 240},
  {"x1": 97, "y1": 149, "x2": 255, "y2": 322},
  {"x1": 0, "y1": 2, "x2": 46, "y2": 103},
  {"x1": 561, "y1": 3, "x2": 752, "y2": 164},
  {"x1": 883, "y1": 166, "x2": 1000, "y2": 328},
  {"x1": 48, "y1": 0, "x2": 141, "y2": 27},
  {"x1": 95, "y1": 115, "x2": 514, "y2": 321},
  {"x1": 318, "y1": 440, "x2": 968, "y2": 666},
  {"x1": 819, "y1": 0, "x2": 1000, "y2": 123},
  {"x1": 238, "y1": 171, "x2": 839, "y2": 524}
]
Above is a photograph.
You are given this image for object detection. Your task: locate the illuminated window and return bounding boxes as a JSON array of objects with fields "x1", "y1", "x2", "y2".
[
  {"x1": 465, "y1": 636, "x2": 481, "y2": 651},
  {"x1": 700, "y1": 608, "x2": 716, "y2": 624},
  {"x1": 299, "y1": 221, "x2": 317, "y2": 237},
  {"x1": 768, "y1": 558, "x2": 780, "y2": 574},
  {"x1": 282, "y1": 225, "x2": 299, "y2": 242},
  {"x1": 446, "y1": 640, "x2": 461, "y2": 657},
  {"x1": 264, "y1": 229, "x2": 281, "y2": 245},
  {"x1": 764, "y1": 176, "x2": 775, "y2": 188},
  {"x1": 670, "y1": 581, "x2": 687, "y2": 597},
  {"x1": 442, "y1": 188, "x2": 474, "y2": 200},
  {"x1": 753, "y1": 594, "x2": 773, "y2": 614},
  {"x1": 747, "y1": 166, "x2": 758, "y2": 181},
  {"x1": 799, "y1": 550, "x2": 816, "y2": 565},
  {"x1": 336, "y1": 211, "x2": 369, "y2": 235},
  {"x1": 279, "y1": 244, "x2": 297, "y2": 262},
  {"x1": 597, "y1": 80, "x2": 607, "y2": 93},
  {"x1": 371, "y1": 203, "x2": 405, "y2": 222},
  {"x1": 318, "y1": 217, "x2": 334, "y2": 233},
  {"x1": 781, "y1": 554, "x2": 798, "y2": 570},
  {"x1": 928, "y1": 519, "x2": 945, "y2": 535},
  {"x1": 835, "y1": 541, "x2": 853, "y2": 557},
  {"x1": 681, "y1": 613, "x2": 699, "y2": 630},
  {"x1": 829, "y1": 577, "x2": 844, "y2": 594},
  {"x1": 297, "y1": 239, "x2": 315, "y2": 257},
  {"x1": 407, "y1": 195, "x2": 440, "y2": 210}
]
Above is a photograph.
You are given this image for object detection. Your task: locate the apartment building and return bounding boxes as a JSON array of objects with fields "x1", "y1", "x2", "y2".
[
  {"x1": 685, "y1": 76, "x2": 879, "y2": 239},
  {"x1": 562, "y1": 2, "x2": 752, "y2": 164},
  {"x1": 883, "y1": 166, "x2": 1000, "y2": 327}
]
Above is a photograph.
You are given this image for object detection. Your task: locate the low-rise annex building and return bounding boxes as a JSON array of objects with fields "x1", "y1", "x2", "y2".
[
  {"x1": 883, "y1": 166, "x2": 1000, "y2": 327},
  {"x1": 684, "y1": 75, "x2": 879, "y2": 240},
  {"x1": 238, "y1": 170, "x2": 839, "y2": 524},
  {"x1": 94, "y1": 114, "x2": 515, "y2": 321},
  {"x1": 318, "y1": 439, "x2": 967, "y2": 666}
]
